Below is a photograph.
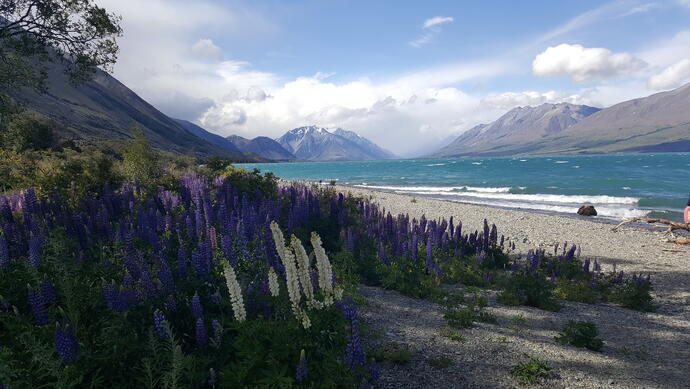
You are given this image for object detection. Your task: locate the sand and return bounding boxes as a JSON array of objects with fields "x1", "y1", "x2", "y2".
[{"x1": 330, "y1": 184, "x2": 690, "y2": 389}]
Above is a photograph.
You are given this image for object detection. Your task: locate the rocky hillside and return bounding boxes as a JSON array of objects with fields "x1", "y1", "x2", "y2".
[
  {"x1": 276, "y1": 126, "x2": 395, "y2": 161},
  {"x1": 5, "y1": 62, "x2": 252, "y2": 159}
]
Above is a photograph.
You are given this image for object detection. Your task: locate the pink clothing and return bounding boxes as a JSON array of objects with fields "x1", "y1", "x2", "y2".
[{"x1": 685, "y1": 206, "x2": 690, "y2": 224}]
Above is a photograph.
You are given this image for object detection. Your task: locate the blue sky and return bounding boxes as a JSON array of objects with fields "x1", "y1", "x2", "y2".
[{"x1": 99, "y1": 0, "x2": 690, "y2": 155}]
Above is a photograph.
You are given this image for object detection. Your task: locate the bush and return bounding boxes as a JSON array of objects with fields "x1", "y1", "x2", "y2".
[
  {"x1": 555, "y1": 321, "x2": 604, "y2": 351},
  {"x1": 498, "y1": 271, "x2": 561, "y2": 311},
  {"x1": 443, "y1": 295, "x2": 496, "y2": 329},
  {"x1": 510, "y1": 356, "x2": 553, "y2": 385},
  {"x1": 367, "y1": 343, "x2": 411, "y2": 364},
  {"x1": 608, "y1": 277, "x2": 654, "y2": 312},
  {"x1": 1, "y1": 111, "x2": 58, "y2": 152}
]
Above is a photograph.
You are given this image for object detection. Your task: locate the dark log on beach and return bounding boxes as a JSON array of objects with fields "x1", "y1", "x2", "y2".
[{"x1": 612, "y1": 217, "x2": 690, "y2": 232}]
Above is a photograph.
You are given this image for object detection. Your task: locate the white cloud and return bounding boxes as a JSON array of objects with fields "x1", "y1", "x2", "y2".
[
  {"x1": 532, "y1": 43, "x2": 646, "y2": 83},
  {"x1": 647, "y1": 59, "x2": 690, "y2": 89},
  {"x1": 423, "y1": 16, "x2": 454, "y2": 29},
  {"x1": 678, "y1": 0, "x2": 690, "y2": 8},
  {"x1": 191, "y1": 39, "x2": 224, "y2": 61},
  {"x1": 410, "y1": 15, "x2": 454, "y2": 48},
  {"x1": 481, "y1": 91, "x2": 588, "y2": 109}
]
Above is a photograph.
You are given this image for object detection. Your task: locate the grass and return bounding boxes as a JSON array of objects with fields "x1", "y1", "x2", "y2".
[
  {"x1": 439, "y1": 326, "x2": 465, "y2": 342},
  {"x1": 368, "y1": 343, "x2": 412, "y2": 364},
  {"x1": 555, "y1": 321, "x2": 604, "y2": 351},
  {"x1": 510, "y1": 356, "x2": 553, "y2": 385}
]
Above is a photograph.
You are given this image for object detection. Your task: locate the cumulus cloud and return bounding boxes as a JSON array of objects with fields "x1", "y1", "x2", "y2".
[
  {"x1": 481, "y1": 90, "x2": 588, "y2": 109},
  {"x1": 410, "y1": 15, "x2": 454, "y2": 48},
  {"x1": 191, "y1": 39, "x2": 224, "y2": 61},
  {"x1": 647, "y1": 59, "x2": 690, "y2": 89},
  {"x1": 532, "y1": 43, "x2": 646, "y2": 83}
]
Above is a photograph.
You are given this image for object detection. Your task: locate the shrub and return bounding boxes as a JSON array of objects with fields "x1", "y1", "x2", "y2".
[
  {"x1": 510, "y1": 356, "x2": 553, "y2": 385},
  {"x1": 498, "y1": 271, "x2": 561, "y2": 311},
  {"x1": 555, "y1": 320, "x2": 604, "y2": 351},
  {"x1": 367, "y1": 343, "x2": 411, "y2": 364},
  {"x1": 443, "y1": 295, "x2": 496, "y2": 329},
  {"x1": 439, "y1": 326, "x2": 465, "y2": 342},
  {"x1": 608, "y1": 277, "x2": 654, "y2": 312},
  {"x1": 1, "y1": 111, "x2": 58, "y2": 152},
  {"x1": 553, "y1": 279, "x2": 600, "y2": 304}
]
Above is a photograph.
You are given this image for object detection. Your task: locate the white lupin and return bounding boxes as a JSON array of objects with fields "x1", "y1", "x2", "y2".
[
  {"x1": 291, "y1": 235, "x2": 314, "y2": 302},
  {"x1": 222, "y1": 261, "x2": 246, "y2": 322},
  {"x1": 268, "y1": 267, "x2": 280, "y2": 297},
  {"x1": 270, "y1": 222, "x2": 303, "y2": 322},
  {"x1": 311, "y1": 232, "x2": 334, "y2": 298}
]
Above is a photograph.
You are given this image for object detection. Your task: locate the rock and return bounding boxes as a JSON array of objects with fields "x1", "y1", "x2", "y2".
[{"x1": 577, "y1": 205, "x2": 598, "y2": 216}]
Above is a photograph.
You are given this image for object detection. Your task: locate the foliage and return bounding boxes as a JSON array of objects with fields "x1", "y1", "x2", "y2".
[
  {"x1": 438, "y1": 326, "x2": 465, "y2": 342},
  {"x1": 0, "y1": 111, "x2": 57, "y2": 152},
  {"x1": 498, "y1": 270, "x2": 561, "y2": 311},
  {"x1": 0, "y1": 0, "x2": 122, "y2": 90},
  {"x1": 510, "y1": 356, "x2": 553, "y2": 385},
  {"x1": 608, "y1": 277, "x2": 654, "y2": 312},
  {"x1": 367, "y1": 343, "x2": 411, "y2": 364},
  {"x1": 219, "y1": 167, "x2": 278, "y2": 200},
  {"x1": 443, "y1": 294, "x2": 496, "y2": 329},
  {"x1": 555, "y1": 321, "x2": 604, "y2": 351},
  {"x1": 121, "y1": 128, "x2": 160, "y2": 186}
]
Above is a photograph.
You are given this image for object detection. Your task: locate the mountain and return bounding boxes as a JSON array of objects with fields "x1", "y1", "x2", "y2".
[
  {"x1": 432, "y1": 82, "x2": 690, "y2": 157},
  {"x1": 276, "y1": 126, "x2": 395, "y2": 161},
  {"x1": 4, "y1": 61, "x2": 253, "y2": 159},
  {"x1": 173, "y1": 119, "x2": 241, "y2": 153},
  {"x1": 226, "y1": 135, "x2": 296, "y2": 161},
  {"x1": 539, "y1": 82, "x2": 690, "y2": 154},
  {"x1": 431, "y1": 103, "x2": 601, "y2": 157},
  {"x1": 331, "y1": 128, "x2": 396, "y2": 159}
]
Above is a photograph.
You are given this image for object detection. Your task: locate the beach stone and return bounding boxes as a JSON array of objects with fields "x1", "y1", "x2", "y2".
[{"x1": 577, "y1": 205, "x2": 598, "y2": 216}]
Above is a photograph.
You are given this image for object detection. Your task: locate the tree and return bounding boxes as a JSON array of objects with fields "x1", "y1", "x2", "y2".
[
  {"x1": 0, "y1": 110, "x2": 57, "y2": 151},
  {"x1": 0, "y1": 0, "x2": 122, "y2": 90},
  {"x1": 121, "y1": 128, "x2": 160, "y2": 185}
]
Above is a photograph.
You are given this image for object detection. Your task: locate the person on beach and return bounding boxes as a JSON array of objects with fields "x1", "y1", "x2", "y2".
[{"x1": 685, "y1": 196, "x2": 690, "y2": 224}]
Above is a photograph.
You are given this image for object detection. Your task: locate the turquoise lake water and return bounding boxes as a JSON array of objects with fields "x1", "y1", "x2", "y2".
[{"x1": 240, "y1": 153, "x2": 690, "y2": 221}]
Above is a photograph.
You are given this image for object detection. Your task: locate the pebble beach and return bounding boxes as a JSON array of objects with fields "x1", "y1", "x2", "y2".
[{"x1": 332, "y1": 183, "x2": 690, "y2": 389}]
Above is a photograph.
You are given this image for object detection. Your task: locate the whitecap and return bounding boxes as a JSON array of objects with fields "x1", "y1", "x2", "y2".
[
  {"x1": 471, "y1": 162, "x2": 482, "y2": 165},
  {"x1": 555, "y1": 160, "x2": 569, "y2": 164}
]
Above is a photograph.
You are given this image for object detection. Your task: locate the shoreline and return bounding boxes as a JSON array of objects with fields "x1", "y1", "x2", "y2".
[{"x1": 310, "y1": 181, "x2": 690, "y2": 388}]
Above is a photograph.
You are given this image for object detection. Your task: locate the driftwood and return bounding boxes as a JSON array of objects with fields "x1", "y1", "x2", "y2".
[
  {"x1": 613, "y1": 217, "x2": 690, "y2": 232},
  {"x1": 667, "y1": 238, "x2": 690, "y2": 245}
]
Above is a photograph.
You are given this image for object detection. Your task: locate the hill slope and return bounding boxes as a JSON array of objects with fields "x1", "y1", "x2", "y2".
[
  {"x1": 276, "y1": 126, "x2": 394, "y2": 161},
  {"x1": 431, "y1": 82, "x2": 690, "y2": 157},
  {"x1": 431, "y1": 103, "x2": 601, "y2": 157},
  {"x1": 539, "y1": 82, "x2": 690, "y2": 154},
  {"x1": 226, "y1": 135, "x2": 296, "y2": 161},
  {"x1": 4, "y1": 63, "x2": 251, "y2": 159}
]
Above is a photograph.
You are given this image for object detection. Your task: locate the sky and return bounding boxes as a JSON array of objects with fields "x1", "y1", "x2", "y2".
[{"x1": 97, "y1": 0, "x2": 690, "y2": 156}]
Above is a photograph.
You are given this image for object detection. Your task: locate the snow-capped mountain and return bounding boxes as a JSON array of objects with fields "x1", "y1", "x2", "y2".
[{"x1": 276, "y1": 126, "x2": 396, "y2": 161}]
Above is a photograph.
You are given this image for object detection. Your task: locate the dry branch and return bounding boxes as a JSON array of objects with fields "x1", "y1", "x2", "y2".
[{"x1": 613, "y1": 217, "x2": 690, "y2": 232}]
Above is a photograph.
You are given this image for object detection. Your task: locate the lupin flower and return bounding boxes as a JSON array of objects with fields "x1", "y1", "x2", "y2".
[
  {"x1": 195, "y1": 318, "x2": 207, "y2": 347},
  {"x1": 27, "y1": 235, "x2": 42, "y2": 267},
  {"x1": 268, "y1": 267, "x2": 280, "y2": 297},
  {"x1": 27, "y1": 286, "x2": 49, "y2": 326},
  {"x1": 339, "y1": 300, "x2": 365, "y2": 369},
  {"x1": 211, "y1": 319, "x2": 223, "y2": 349},
  {"x1": 295, "y1": 349, "x2": 309, "y2": 383},
  {"x1": 54, "y1": 323, "x2": 78, "y2": 365},
  {"x1": 191, "y1": 293, "x2": 204, "y2": 319},
  {"x1": 0, "y1": 235, "x2": 8, "y2": 270},
  {"x1": 311, "y1": 232, "x2": 334, "y2": 299},
  {"x1": 41, "y1": 279, "x2": 58, "y2": 305},
  {"x1": 270, "y1": 222, "x2": 308, "y2": 327},
  {"x1": 291, "y1": 235, "x2": 314, "y2": 302},
  {"x1": 153, "y1": 309, "x2": 170, "y2": 339},
  {"x1": 222, "y1": 261, "x2": 247, "y2": 322}
]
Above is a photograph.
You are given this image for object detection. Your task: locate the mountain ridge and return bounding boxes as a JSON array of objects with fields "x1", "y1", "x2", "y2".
[
  {"x1": 276, "y1": 126, "x2": 395, "y2": 161},
  {"x1": 430, "y1": 82, "x2": 690, "y2": 157}
]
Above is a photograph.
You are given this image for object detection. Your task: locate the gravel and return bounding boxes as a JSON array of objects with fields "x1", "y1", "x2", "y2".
[{"x1": 332, "y1": 184, "x2": 690, "y2": 389}]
